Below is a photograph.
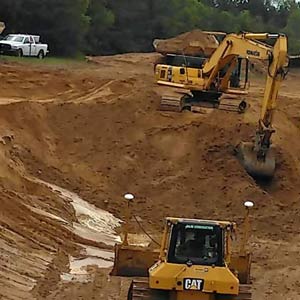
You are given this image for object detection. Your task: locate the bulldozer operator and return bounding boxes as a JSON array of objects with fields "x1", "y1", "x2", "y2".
[{"x1": 170, "y1": 225, "x2": 219, "y2": 265}]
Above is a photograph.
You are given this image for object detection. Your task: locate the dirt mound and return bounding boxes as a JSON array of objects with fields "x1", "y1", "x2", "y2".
[
  {"x1": 153, "y1": 29, "x2": 219, "y2": 57},
  {"x1": 0, "y1": 55, "x2": 300, "y2": 300}
]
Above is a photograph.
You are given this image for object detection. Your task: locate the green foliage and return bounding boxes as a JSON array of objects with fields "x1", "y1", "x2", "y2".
[
  {"x1": 0, "y1": 0, "x2": 299, "y2": 56},
  {"x1": 0, "y1": 0, "x2": 89, "y2": 56},
  {"x1": 85, "y1": 0, "x2": 114, "y2": 55},
  {"x1": 283, "y1": 8, "x2": 300, "y2": 54}
]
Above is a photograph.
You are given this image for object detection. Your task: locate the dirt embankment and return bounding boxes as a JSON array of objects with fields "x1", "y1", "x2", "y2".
[{"x1": 0, "y1": 56, "x2": 300, "y2": 300}]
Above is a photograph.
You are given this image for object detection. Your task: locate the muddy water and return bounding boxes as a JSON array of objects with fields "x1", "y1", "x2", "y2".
[
  {"x1": 35, "y1": 179, "x2": 122, "y2": 282},
  {"x1": 60, "y1": 246, "x2": 114, "y2": 283},
  {"x1": 42, "y1": 181, "x2": 122, "y2": 246}
]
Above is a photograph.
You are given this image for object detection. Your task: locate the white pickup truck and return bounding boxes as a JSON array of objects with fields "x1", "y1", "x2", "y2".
[{"x1": 0, "y1": 34, "x2": 49, "y2": 58}]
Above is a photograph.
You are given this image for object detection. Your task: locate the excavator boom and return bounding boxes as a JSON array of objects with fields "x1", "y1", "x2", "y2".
[{"x1": 237, "y1": 34, "x2": 288, "y2": 178}]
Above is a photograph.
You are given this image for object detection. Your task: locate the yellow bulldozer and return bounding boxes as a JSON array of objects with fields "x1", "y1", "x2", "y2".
[
  {"x1": 112, "y1": 194, "x2": 254, "y2": 300},
  {"x1": 154, "y1": 32, "x2": 288, "y2": 178}
]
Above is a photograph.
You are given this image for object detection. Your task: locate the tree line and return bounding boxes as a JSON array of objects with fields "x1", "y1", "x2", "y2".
[{"x1": 0, "y1": 0, "x2": 299, "y2": 56}]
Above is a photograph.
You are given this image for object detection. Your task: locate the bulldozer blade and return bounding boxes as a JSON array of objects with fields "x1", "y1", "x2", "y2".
[
  {"x1": 236, "y1": 142, "x2": 275, "y2": 178},
  {"x1": 229, "y1": 253, "x2": 252, "y2": 284},
  {"x1": 110, "y1": 243, "x2": 159, "y2": 277}
]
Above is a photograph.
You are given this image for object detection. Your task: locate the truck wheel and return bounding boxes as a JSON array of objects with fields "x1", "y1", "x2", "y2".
[
  {"x1": 17, "y1": 49, "x2": 23, "y2": 57},
  {"x1": 37, "y1": 50, "x2": 44, "y2": 59}
]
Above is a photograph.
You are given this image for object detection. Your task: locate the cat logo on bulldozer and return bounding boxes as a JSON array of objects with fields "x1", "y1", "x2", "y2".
[{"x1": 183, "y1": 278, "x2": 204, "y2": 290}]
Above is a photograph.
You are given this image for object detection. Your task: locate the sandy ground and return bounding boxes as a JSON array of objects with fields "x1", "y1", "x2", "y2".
[{"x1": 0, "y1": 54, "x2": 300, "y2": 300}]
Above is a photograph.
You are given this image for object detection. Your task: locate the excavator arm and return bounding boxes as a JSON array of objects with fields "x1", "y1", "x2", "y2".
[
  {"x1": 257, "y1": 35, "x2": 287, "y2": 153},
  {"x1": 235, "y1": 34, "x2": 288, "y2": 178},
  {"x1": 203, "y1": 33, "x2": 276, "y2": 91},
  {"x1": 201, "y1": 32, "x2": 288, "y2": 178},
  {"x1": 200, "y1": 32, "x2": 288, "y2": 178}
]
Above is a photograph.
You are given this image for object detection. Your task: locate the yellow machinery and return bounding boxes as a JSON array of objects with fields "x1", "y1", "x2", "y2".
[
  {"x1": 155, "y1": 32, "x2": 288, "y2": 178},
  {"x1": 112, "y1": 195, "x2": 254, "y2": 300}
]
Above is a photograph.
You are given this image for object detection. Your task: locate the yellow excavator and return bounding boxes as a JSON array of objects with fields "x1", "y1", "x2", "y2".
[
  {"x1": 155, "y1": 32, "x2": 288, "y2": 178},
  {"x1": 112, "y1": 194, "x2": 254, "y2": 300}
]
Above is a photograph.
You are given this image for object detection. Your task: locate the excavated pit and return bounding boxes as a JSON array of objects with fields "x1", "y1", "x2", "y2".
[{"x1": 0, "y1": 56, "x2": 300, "y2": 299}]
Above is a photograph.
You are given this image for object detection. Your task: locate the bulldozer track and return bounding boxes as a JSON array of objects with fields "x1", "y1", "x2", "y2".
[
  {"x1": 236, "y1": 284, "x2": 252, "y2": 300},
  {"x1": 128, "y1": 280, "x2": 149, "y2": 300},
  {"x1": 128, "y1": 280, "x2": 252, "y2": 300}
]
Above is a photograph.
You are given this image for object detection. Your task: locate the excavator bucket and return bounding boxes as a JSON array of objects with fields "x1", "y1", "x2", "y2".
[
  {"x1": 111, "y1": 243, "x2": 159, "y2": 277},
  {"x1": 236, "y1": 142, "x2": 275, "y2": 178}
]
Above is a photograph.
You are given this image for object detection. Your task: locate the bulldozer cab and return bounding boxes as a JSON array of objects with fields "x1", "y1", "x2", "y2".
[
  {"x1": 147, "y1": 219, "x2": 243, "y2": 296},
  {"x1": 111, "y1": 197, "x2": 253, "y2": 299},
  {"x1": 158, "y1": 218, "x2": 251, "y2": 283},
  {"x1": 165, "y1": 219, "x2": 229, "y2": 267}
]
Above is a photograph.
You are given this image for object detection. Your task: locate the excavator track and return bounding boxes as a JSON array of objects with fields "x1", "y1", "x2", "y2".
[
  {"x1": 159, "y1": 92, "x2": 248, "y2": 113},
  {"x1": 128, "y1": 280, "x2": 252, "y2": 300},
  {"x1": 159, "y1": 94, "x2": 188, "y2": 112}
]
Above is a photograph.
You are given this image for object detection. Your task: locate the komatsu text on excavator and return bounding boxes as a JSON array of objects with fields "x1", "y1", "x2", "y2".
[
  {"x1": 111, "y1": 194, "x2": 254, "y2": 300},
  {"x1": 155, "y1": 32, "x2": 288, "y2": 178}
]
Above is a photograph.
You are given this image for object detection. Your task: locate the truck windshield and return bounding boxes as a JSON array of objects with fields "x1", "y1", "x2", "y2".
[
  {"x1": 167, "y1": 223, "x2": 223, "y2": 266},
  {"x1": 4, "y1": 35, "x2": 24, "y2": 42}
]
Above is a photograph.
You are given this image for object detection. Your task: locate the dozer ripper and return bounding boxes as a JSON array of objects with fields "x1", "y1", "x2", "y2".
[
  {"x1": 155, "y1": 32, "x2": 288, "y2": 178},
  {"x1": 111, "y1": 195, "x2": 254, "y2": 300}
]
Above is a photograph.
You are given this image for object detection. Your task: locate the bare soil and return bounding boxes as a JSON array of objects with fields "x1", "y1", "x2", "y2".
[{"x1": 0, "y1": 55, "x2": 300, "y2": 300}]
